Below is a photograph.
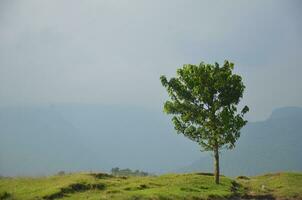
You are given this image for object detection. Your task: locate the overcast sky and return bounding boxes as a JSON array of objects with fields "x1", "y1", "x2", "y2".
[{"x1": 0, "y1": 0, "x2": 301, "y2": 121}]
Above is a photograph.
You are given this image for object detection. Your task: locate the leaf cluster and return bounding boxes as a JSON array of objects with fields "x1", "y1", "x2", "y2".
[{"x1": 160, "y1": 61, "x2": 249, "y2": 151}]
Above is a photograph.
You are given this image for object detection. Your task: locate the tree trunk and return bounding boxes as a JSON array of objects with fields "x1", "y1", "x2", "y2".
[{"x1": 214, "y1": 146, "x2": 220, "y2": 184}]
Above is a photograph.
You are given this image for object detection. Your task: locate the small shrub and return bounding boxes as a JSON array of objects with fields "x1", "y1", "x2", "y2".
[
  {"x1": 90, "y1": 172, "x2": 112, "y2": 179},
  {"x1": 57, "y1": 171, "x2": 65, "y2": 176},
  {"x1": 111, "y1": 167, "x2": 150, "y2": 177}
]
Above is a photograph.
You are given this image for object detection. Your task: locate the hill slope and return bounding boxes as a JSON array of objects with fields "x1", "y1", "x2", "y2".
[
  {"x1": 237, "y1": 172, "x2": 302, "y2": 200},
  {"x1": 1, "y1": 172, "x2": 301, "y2": 200},
  {"x1": 0, "y1": 173, "x2": 238, "y2": 200}
]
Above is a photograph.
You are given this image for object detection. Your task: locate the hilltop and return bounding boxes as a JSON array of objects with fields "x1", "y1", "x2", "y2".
[{"x1": 0, "y1": 172, "x2": 301, "y2": 200}]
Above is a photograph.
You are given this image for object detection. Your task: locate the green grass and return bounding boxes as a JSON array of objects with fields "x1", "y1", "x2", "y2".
[
  {"x1": 237, "y1": 172, "x2": 302, "y2": 200},
  {"x1": 0, "y1": 172, "x2": 301, "y2": 200},
  {"x1": 0, "y1": 173, "x2": 239, "y2": 200}
]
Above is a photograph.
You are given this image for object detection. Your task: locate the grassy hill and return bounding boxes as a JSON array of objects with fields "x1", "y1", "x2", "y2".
[{"x1": 0, "y1": 172, "x2": 301, "y2": 200}]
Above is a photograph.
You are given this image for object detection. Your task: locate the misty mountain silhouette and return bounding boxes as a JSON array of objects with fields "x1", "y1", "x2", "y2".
[
  {"x1": 0, "y1": 105, "x2": 301, "y2": 176},
  {"x1": 179, "y1": 107, "x2": 302, "y2": 176},
  {"x1": 0, "y1": 105, "x2": 199, "y2": 176}
]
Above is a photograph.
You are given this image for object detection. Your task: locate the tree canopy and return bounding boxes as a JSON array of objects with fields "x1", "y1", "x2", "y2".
[{"x1": 160, "y1": 60, "x2": 249, "y2": 183}]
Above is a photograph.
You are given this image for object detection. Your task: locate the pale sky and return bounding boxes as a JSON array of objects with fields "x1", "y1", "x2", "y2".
[{"x1": 0, "y1": 0, "x2": 301, "y2": 121}]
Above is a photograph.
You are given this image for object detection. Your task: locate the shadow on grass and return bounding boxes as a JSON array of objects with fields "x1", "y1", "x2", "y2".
[
  {"x1": 90, "y1": 172, "x2": 113, "y2": 179},
  {"x1": 43, "y1": 182, "x2": 106, "y2": 200},
  {"x1": 0, "y1": 192, "x2": 14, "y2": 200}
]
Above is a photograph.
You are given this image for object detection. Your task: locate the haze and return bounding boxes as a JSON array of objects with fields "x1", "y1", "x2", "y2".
[
  {"x1": 0, "y1": 0, "x2": 301, "y2": 121},
  {"x1": 0, "y1": 1, "x2": 302, "y2": 177}
]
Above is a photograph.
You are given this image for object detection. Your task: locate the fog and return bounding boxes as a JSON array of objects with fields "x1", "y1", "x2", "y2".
[
  {"x1": 0, "y1": 1, "x2": 302, "y2": 177},
  {"x1": 0, "y1": 0, "x2": 301, "y2": 121}
]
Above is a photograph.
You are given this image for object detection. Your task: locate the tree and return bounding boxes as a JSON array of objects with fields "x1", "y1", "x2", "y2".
[
  {"x1": 160, "y1": 60, "x2": 249, "y2": 184},
  {"x1": 111, "y1": 167, "x2": 119, "y2": 175}
]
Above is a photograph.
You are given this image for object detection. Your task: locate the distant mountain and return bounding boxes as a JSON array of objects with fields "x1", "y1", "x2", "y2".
[
  {"x1": 179, "y1": 106, "x2": 302, "y2": 176},
  {"x1": 0, "y1": 104, "x2": 200, "y2": 176},
  {"x1": 0, "y1": 105, "x2": 301, "y2": 176},
  {"x1": 0, "y1": 106, "x2": 92, "y2": 176}
]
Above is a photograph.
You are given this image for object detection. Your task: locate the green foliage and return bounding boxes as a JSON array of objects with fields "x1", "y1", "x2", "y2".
[
  {"x1": 160, "y1": 60, "x2": 249, "y2": 151},
  {"x1": 57, "y1": 171, "x2": 66, "y2": 176},
  {"x1": 111, "y1": 168, "x2": 150, "y2": 177}
]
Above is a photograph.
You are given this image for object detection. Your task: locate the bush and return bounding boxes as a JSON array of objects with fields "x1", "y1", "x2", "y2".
[
  {"x1": 111, "y1": 167, "x2": 150, "y2": 177},
  {"x1": 57, "y1": 171, "x2": 65, "y2": 176}
]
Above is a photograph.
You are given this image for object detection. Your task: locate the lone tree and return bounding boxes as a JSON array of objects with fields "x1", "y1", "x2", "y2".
[{"x1": 160, "y1": 60, "x2": 249, "y2": 184}]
